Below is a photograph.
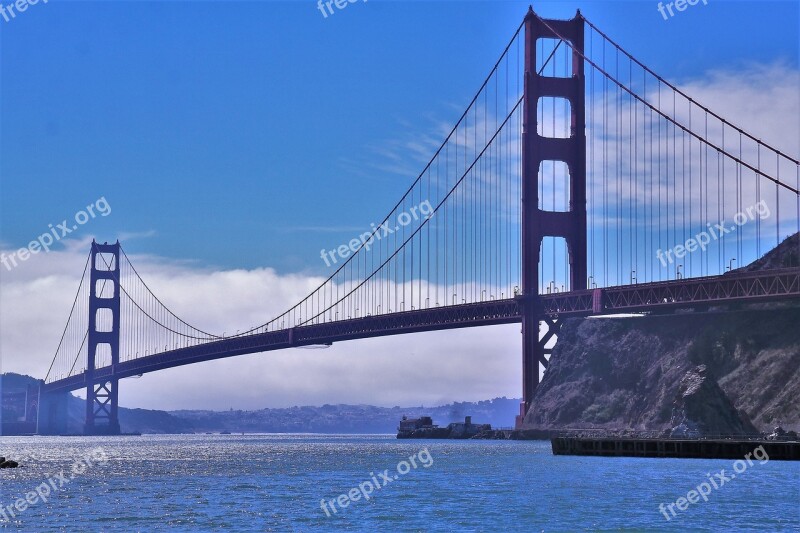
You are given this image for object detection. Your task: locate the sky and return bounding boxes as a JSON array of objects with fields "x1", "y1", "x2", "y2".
[{"x1": 0, "y1": 0, "x2": 798, "y2": 411}]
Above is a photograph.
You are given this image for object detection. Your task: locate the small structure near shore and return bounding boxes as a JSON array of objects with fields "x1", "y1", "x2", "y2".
[{"x1": 397, "y1": 415, "x2": 509, "y2": 439}]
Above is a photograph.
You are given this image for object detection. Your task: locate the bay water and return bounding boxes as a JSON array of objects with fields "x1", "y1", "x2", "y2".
[{"x1": 1, "y1": 434, "x2": 797, "y2": 531}]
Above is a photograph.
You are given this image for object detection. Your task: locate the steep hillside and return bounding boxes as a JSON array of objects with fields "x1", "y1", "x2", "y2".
[
  {"x1": 521, "y1": 307, "x2": 799, "y2": 434},
  {"x1": 736, "y1": 233, "x2": 799, "y2": 272}
]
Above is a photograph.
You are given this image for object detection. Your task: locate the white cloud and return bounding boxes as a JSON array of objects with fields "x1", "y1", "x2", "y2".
[{"x1": 0, "y1": 237, "x2": 521, "y2": 410}]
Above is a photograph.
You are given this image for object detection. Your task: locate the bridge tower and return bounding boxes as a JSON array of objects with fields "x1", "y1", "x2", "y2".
[
  {"x1": 85, "y1": 240, "x2": 122, "y2": 435},
  {"x1": 517, "y1": 9, "x2": 587, "y2": 428}
]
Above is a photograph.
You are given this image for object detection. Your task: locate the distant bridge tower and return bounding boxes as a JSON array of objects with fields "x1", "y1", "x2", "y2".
[
  {"x1": 85, "y1": 240, "x2": 121, "y2": 435},
  {"x1": 518, "y1": 9, "x2": 587, "y2": 427}
]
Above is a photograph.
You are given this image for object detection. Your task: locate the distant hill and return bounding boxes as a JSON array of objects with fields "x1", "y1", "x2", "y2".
[
  {"x1": 1, "y1": 373, "x2": 194, "y2": 435},
  {"x1": 170, "y1": 398, "x2": 521, "y2": 434},
  {"x1": 2, "y1": 374, "x2": 519, "y2": 434}
]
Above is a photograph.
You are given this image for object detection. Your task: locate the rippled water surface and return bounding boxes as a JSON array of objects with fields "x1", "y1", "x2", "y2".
[{"x1": 0, "y1": 434, "x2": 798, "y2": 531}]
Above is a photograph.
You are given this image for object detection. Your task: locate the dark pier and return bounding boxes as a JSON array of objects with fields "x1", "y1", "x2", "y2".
[{"x1": 551, "y1": 435, "x2": 800, "y2": 461}]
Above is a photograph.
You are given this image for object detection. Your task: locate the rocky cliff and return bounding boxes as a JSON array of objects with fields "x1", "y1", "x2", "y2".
[{"x1": 521, "y1": 302, "x2": 799, "y2": 436}]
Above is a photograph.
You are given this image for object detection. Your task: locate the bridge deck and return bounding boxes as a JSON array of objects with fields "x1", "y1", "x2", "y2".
[{"x1": 43, "y1": 268, "x2": 800, "y2": 393}]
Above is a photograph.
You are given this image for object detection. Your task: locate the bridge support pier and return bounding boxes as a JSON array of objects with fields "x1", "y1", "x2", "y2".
[
  {"x1": 84, "y1": 240, "x2": 121, "y2": 436},
  {"x1": 517, "y1": 9, "x2": 586, "y2": 429}
]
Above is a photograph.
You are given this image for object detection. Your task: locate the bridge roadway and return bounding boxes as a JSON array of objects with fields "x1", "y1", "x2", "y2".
[{"x1": 43, "y1": 268, "x2": 800, "y2": 393}]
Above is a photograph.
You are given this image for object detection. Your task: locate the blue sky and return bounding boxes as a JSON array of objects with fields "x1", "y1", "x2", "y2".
[
  {"x1": 2, "y1": 0, "x2": 798, "y2": 273},
  {"x1": 0, "y1": 1, "x2": 798, "y2": 409}
]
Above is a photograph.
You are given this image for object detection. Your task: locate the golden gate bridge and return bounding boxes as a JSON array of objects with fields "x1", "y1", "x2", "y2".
[{"x1": 41, "y1": 7, "x2": 800, "y2": 434}]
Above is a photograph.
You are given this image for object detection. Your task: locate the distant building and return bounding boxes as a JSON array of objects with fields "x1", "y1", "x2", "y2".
[
  {"x1": 398, "y1": 415, "x2": 494, "y2": 439},
  {"x1": 397, "y1": 415, "x2": 435, "y2": 437}
]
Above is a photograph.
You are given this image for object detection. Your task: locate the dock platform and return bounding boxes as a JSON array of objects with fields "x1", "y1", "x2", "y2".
[{"x1": 551, "y1": 434, "x2": 800, "y2": 460}]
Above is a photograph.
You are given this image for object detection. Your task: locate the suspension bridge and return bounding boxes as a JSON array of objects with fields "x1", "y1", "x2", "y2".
[{"x1": 40, "y1": 7, "x2": 800, "y2": 434}]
